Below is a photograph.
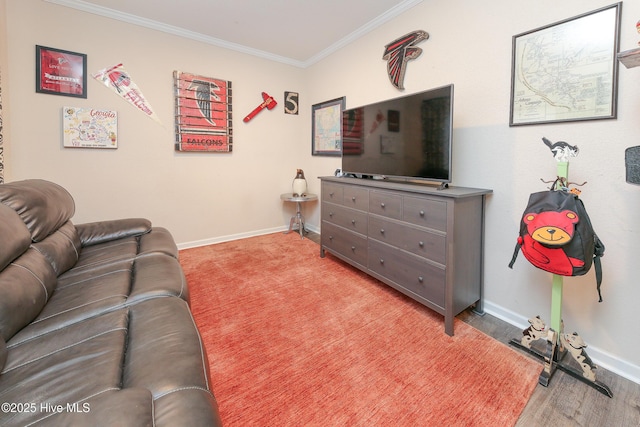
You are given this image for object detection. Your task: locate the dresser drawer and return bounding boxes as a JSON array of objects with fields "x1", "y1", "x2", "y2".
[
  {"x1": 368, "y1": 216, "x2": 446, "y2": 265},
  {"x1": 342, "y1": 185, "x2": 369, "y2": 211},
  {"x1": 322, "y1": 202, "x2": 368, "y2": 235},
  {"x1": 322, "y1": 221, "x2": 368, "y2": 267},
  {"x1": 403, "y1": 196, "x2": 447, "y2": 231},
  {"x1": 369, "y1": 191, "x2": 402, "y2": 219},
  {"x1": 368, "y1": 240, "x2": 445, "y2": 308},
  {"x1": 322, "y1": 181, "x2": 344, "y2": 204}
]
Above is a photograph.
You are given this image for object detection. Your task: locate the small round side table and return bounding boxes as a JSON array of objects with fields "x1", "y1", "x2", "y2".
[{"x1": 280, "y1": 193, "x2": 318, "y2": 239}]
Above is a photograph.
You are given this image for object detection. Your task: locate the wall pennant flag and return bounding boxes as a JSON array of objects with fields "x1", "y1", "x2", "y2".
[
  {"x1": 382, "y1": 30, "x2": 429, "y2": 90},
  {"x1": 92, "y1": 63, "x2": 162, "y2": 125}
]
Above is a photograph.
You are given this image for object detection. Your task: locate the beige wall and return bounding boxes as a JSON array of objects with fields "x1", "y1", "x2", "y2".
[
  {"x1": 2, "y1": 0, "x2": 309, "y2": 245},
  {"x1": 2, "y1": 0, "x2": 640, "y2": 382}
]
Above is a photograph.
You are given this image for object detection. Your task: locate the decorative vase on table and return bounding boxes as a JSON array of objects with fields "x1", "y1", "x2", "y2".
[{"x1": 292, "y1": 169, "x2": 307, "y2": 197}]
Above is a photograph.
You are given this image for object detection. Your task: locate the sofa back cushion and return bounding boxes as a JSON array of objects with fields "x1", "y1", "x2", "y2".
[
  {"x1": 0, "y1": 179, "x2": 75, "y2": 242},
  {"x1": 31, "y1": 221, "x2": 82, "y2": 276},
  {"x1": 0, "y1": 203, "x2": 31, "y2": 271},
  {"x1": 0, "y1": 248, "x2": 57, "y2": 343}
]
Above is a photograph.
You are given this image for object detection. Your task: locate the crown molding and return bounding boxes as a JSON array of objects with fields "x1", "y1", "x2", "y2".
[
  {"x1": 44, "y1": 0, "x2": 423, "y2": 68},
  {"x1": 304, "y1": 0, "x2": 423, "y2": 66},
  {"x1": 43, "y1": 0, "x2": 304, "y2": 66}
]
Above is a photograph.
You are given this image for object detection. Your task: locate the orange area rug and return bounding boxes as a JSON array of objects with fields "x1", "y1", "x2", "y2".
[{"x1": 180, "y1": 232, "x2": 540, "y2": 426}]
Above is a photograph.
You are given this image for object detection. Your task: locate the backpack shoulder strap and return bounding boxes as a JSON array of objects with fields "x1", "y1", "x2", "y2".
[
  {"x1": 508, "y1": 238, "x2": 522, "y2": 269},
  {"x1": 594, "y1": 235, "x2": 605, "y2": 302}
]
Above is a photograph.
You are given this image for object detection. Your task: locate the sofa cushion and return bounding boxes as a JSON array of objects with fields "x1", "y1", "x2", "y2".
[
  {"x1": 0, "y1": 248, "x2": 57, "y2": 342},
  {"x1": 138, "y1": 227, "x2": 179, "y2": 258},
  {"x1": 8, "y1": 267, "x2": 131, "y2": 346},
  {"x1": 0, "y1": 309, "x2": 129, "y2": 427},
  {"x1": 124, "y1": 297, "x2": 212, "y2": 395},
  {"x1": 0, "y1": 179, "x2": 75, "y2": 242},
  {"x1": 9, "y1": 239, "x2": 189, "y2": 346},
  {"x1": 31, "y1": 220, "x2": 82, "y2": 276},
  {"x1": 60, "y1": 235, "x2": 140, "y2": 281},
  {"x1": 3, "y1": 309, "x2": 128, "y2": 375},
  {"x1": 0, "y1": 203, "x2": 31, "y2": 271},
  {"x1": 123, "y1": 297, "x2": 221, "y2": 426},
  {"x1": 128, "y1": 253, "x2": 189, "y2": 304}
]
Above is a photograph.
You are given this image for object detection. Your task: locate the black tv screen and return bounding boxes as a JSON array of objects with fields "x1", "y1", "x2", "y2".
[{"x1": 341, "y1": 84, "x2": 453, "y2": 184}]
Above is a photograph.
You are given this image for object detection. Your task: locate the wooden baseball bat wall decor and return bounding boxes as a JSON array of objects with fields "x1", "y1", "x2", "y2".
[{"x1": 243, "y1": 92, "x2": 277, "y2": 122}]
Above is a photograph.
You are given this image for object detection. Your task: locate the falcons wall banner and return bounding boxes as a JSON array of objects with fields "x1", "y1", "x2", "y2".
[
  {"x1": 92, "y1": 63, "x2": 162, "y2": 126},
  {"x1": 382, "y1": 30, "x2": 429, "y2": 90},
  {"x1": 173, "y1": 71, "x2": 232, "y2": 152}
]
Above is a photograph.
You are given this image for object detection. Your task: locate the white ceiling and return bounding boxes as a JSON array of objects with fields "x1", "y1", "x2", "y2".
[{"x1": 45, "y1": 0, "x2": 424, "y2": 67}]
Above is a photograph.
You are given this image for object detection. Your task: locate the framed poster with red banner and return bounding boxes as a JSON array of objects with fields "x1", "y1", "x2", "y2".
[
  {"x1": 36, "y1": 45, "x2": 87, "y2": 98},
  {"x1": 174, "y1": 71, "x2": 232, "y2": 152}
]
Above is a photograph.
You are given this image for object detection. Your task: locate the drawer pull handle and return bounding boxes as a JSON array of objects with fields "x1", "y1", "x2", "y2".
[
  {"x1": 419, "y1": 210, "x2": 425, "y2": 217},
  {"x1": 352, "y1": 196, "x2": 356, "y2": 201},
  {"x1": 380, "y1": 228, "x2": 385, "y2": 234},
  {"x1": 418, "y1": 276, "x2": 424, "y2": 283},
  {"x1": 351, "y1": 219, "x2": 356, "y2": 224},
  {"x1": 380, "y1": 202, "x2": 385, "y2": 208},
  {"x1": 419, "y1": 241, "x2": 424, "y2": 247},
  {"x1": 330, "y1": 192, "x2": 335, "y2": 197},
  {"x1": 380, "y1": 259, "x2": 384, "y2": 264},
  {"x1": 351, "y1": 246, "x2": 356, "y2": 251},
  {"x1": 329, "y1": 235, "x2": 333, "y2": 240},
  {"x1": 329, "y1": 212, "x2": 334, "y2": 217}
]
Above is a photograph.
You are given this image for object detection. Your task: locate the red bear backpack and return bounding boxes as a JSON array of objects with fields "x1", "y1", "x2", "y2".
[{"x1": 508, "y1": 188, "x2": 605, "y2": 302}]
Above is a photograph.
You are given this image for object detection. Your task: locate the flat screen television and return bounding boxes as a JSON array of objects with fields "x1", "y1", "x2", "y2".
[{"x1": 341, "y1": 84, "x2": 453, "y2": 186}]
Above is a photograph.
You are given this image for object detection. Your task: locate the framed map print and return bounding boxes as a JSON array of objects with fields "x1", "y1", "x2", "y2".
[
  {"x1": 312, "y1": 97, "x2": 345, "y2": 156},
  {"x1": 63, "y1": 107, "x2": 117, "y2": 148},
  {"x1": 510, "y1": 3, "x2": 621, "y2": 126}
]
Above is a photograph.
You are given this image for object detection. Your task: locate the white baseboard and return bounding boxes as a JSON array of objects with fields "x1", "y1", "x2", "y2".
[
  {"x1": 177, "y1": 224, "x2": 321, "y2": 250},
  {"x1": 483, "y1": 300, "x2": 640, "y2": 386},
  {"x1": 177, "y1": 226, "x2": 287, "y2": 250}
]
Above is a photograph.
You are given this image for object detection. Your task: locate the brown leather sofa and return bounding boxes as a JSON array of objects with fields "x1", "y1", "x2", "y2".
[{"x1": 0, "y1": 179, "x2": 222, "y2": 426}]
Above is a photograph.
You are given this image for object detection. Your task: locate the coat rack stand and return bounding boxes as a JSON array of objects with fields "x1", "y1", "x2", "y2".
[{"x1": 509, "y1": 161, "x2": 612, "y2": 398}]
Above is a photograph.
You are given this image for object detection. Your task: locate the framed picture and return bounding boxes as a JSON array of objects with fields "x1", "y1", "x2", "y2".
[
  {"x1": 36, "y1": 45, "x2": 87, "y2": 98},
  {"x1": 380, "y1": 135, "x2": 397, "y2": 154},
  {"x1": 312, "y1": 96, "x2": 345, "y2": 156},
  {"x1": 173, "y1": 71, "x2": 233, "y2": 152},
  {"x1": 62, "y1": 107, "x2": 117, "y2": 148},
  {"x1": 509, "y1": 3, "x2": 621, "y2": 126}
]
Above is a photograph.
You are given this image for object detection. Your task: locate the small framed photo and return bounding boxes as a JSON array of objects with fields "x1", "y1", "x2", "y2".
[
  {"x1": 36, "y1": 45, "x2": 87, "y2": 98},
  {"x1": 312, "y1": 96, "x2": 345, "y2": 156},
  {"x1": 380, "y1": 135, "x2": 397, "y2": 154}
]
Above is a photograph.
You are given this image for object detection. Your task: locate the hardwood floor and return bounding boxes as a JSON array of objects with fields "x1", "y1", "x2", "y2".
[{"x1": 304, "y1": 231, "x2": 640, "y2": 426}]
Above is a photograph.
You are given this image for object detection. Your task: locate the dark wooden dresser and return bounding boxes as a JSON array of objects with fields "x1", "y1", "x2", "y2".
[{"x1": 320, "y1": 176, "x2": 492, "y2": 335}]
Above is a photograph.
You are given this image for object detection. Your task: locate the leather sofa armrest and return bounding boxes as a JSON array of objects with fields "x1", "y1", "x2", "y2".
[{"x1": 76, "y1": 218, "x2": 152, "y2": 247}]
